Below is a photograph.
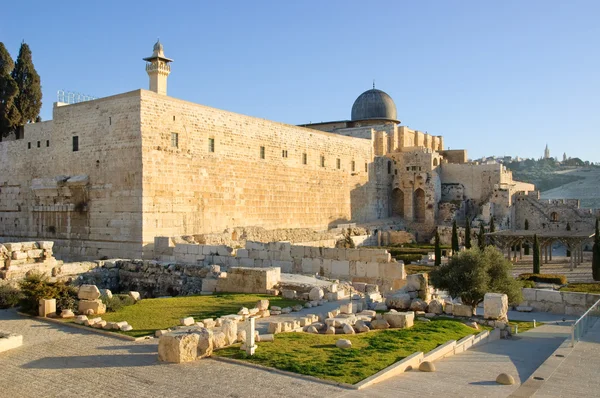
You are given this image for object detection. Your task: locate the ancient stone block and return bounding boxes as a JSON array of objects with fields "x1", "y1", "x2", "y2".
[
  {"x1": 386, "y1": 293, "x2": 411, "y2": 310},
  {"x1": 428, "y1": 299, "x2": 444, "y2": 315},
  {"x1": 562, "y1": 292, "x2": 587, "y2": 307},
  {"x1": 78, "y1": 299, "x2": 106, "y2": 315},
  {"x1": 78, "y1": 285, "x2": 101, "y2": 300},
  {"x1": 158, "y1": 331, "x2": 200, "y2": 363},
  {"x1": 536, "y1": 290, "x2": 562, "y2": 303},
  {"x1": 452, "y1": 304, "x2": 474, "y2": 317},
  {"x1": 483, "y1": 293, "x2": 508, "y2": 320},
  {"x1": 383, "y1": 311, "x2": 414, "y2": 328}
]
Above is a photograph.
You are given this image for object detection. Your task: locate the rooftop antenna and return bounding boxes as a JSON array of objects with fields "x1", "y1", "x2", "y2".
[{"x1": 373, "y1": 79, "x2": 375, "y2": 89}]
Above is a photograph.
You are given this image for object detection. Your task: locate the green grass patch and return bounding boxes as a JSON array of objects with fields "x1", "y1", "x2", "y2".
[
  {"x1": 560, "y1": 283, "x2": 600, "y2": 294},
  {"x1": 405, "y1": 264, "x2": 434, "y2": 275},
  {"x1": 95, "y1": 294, "x2": 302, "y2": 338},
  {"x1": 510, "y1": 320, "x2": 544, "y2": 333},
  {"x1": 215, "y1": 319, "x2": 484, "y2": 384}
]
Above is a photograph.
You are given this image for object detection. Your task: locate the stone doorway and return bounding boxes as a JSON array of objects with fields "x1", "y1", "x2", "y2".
[
  {"x1": 414, "y1": 188, "x2": 426, "y2": 222},
  {"x1": 391, "y1": 188, "x2": 404, "y2": 217}
]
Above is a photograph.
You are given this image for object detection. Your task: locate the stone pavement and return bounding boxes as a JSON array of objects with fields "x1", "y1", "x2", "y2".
[
  {"x1": 0, "y1": 309, "x2": 576, "y2": 398},
  {"x1": 533, "y1": 318, "x2": 600, "y2": 397}
]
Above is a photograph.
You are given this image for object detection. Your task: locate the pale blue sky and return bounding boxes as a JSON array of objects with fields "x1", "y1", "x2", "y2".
[{"x1": 2, "y1": 0, "x2": 599, "y2": 161}]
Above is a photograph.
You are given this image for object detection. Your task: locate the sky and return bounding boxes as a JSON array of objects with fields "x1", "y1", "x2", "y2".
[{"x1": 2, "y1": 0, "x2": 599, "y2": 162}]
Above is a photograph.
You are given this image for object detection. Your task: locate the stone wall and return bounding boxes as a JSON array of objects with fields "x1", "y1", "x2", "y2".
[
  {"x1": 513, "y1": 192, "x2": 599, "y2": 231},
  {"x1": 163, "y1": 240, "x2": 405, "y2": 292},
  {"x1": 0, "y1": 241, "x2": 58, "y2": 282},
  {"x1": 216, "y1": 267, "x2": 280, "y2": 294},
  {"x1": 139, "y1": 90, "x2": 385, "y2": 251},
  {"x1": 0, "y1": 91, "x2": 144, "y2": 260},
  {"x1": 519, "y1": 288, "x2": 600, "y2": 316}
]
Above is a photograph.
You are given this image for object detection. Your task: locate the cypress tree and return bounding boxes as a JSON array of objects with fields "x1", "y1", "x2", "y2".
[
  {"x1": 593, "y1": 219, "x2": 600, "y2": 281},
  {"x1": 478, "y1": 223, "x2": 486, "y2": 250},
  {"x1": 488, "y1": 217, "x2": 495, "y2": 245},
  {"x1": 11, "y1": 42, "x2": 42, "y2": 125},
  {"x1": 451, "y1": 219, "x2": 459, "y2": 253},
  {"x1": 566, "y1": 222, "x2": 571, "y2": 257},
  {"x1": 0, "y1": 42, "x2": 20, "y2": 137},
  {"x1": 533, "y1": 234, "x2": 540, "y2": 274},
  {"x1": 434, "y1": 229, "x2": 441, "y2": 266},
  {"x1": 524, "y1": 219, "x2": 530, "y2": 255},
  {"x1": 464, "y1": 217, "x2": 472, "y2": 249}
]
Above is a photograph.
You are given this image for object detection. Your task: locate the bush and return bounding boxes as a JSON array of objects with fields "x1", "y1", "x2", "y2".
[
  {"x1": 430, "y1": 246, "x2": 523, "y2": 308},
  {"x1": 521, "y1": 280, "x2": 536, "y2": 289},
  {"x1": 0, "y1": 285, "x2": 23, "y2": 309},
  {"x1": 18, "y1": 273, "x2": 78, "y2": 315},
  {"x1": 518, "y1": 273, "x2": 568, "y2": 285},
  {"x1": 102, "y1": 294, "x2": 136, "y2": 312}
]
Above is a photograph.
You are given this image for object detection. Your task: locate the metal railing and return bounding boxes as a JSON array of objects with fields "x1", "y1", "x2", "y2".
[{"x1": 571, "y1": 298, "x2": 600, "y2": 347}]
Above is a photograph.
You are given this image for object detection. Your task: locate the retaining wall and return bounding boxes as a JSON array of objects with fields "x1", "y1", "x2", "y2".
[
  {"x1": 520, "y1": 288, "x2": 600, "y2": 316},
  {"x1": 158, "y1": 239, "x2": 406, "y2": 291}
]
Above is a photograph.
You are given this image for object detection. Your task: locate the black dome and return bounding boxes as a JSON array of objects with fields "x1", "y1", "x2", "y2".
[{"x1": 351, "y1": 88, "x2": 398, "y2": 122}]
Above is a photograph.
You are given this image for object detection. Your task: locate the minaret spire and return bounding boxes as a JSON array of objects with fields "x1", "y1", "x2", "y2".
[{"x1": 143, "y1": 40, "x2": 173, "y2": 95}]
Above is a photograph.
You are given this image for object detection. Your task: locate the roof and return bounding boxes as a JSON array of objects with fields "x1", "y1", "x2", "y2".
[{"x1": 351, "y1": 88, "x2": 399, "y2": 123}]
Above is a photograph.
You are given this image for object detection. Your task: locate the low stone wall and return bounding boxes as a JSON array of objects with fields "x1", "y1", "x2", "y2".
[
  {"x1": 76, "y1": 259, "x2": 221, "y2": 297},
  {"x1": 1, "y1": 241, "x2": 59, "y2": 281},
  {"x1": 161, "y1": 240, "x2": 405, "y2": 292},
  {"x1": 519, "y1": 288, "x2": 600, "y2": 316}
]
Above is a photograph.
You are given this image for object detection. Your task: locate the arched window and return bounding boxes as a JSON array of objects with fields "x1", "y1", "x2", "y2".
[
  {"x1": 433, "y1": 158, "x2": 438, "y2": 166},
  {"x1": 550, "y1": 212, "x2": 559, "y2": 222},
  {"x1": 387, "y1": 161, "x2": 392, "y2": 174}
]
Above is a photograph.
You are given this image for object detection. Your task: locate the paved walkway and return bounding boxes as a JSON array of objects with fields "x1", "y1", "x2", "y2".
[
  {"x1": 533, "y1": 318, "x2": 600, "y2": 397},
  {"x1": 0, "y1": 309, "x2": 576, "y2": 398}
]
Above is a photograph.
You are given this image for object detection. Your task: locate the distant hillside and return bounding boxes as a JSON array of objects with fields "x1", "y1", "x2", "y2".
[
  {"x1": 505, "y1": 159, "x2": 600, "y2": 208},
  {"x1": 505, "y1": 158, "x2": 586, "y2": 192}
]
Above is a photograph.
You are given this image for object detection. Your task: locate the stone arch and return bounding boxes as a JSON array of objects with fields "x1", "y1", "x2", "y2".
[
  {"x1": 391, "y1": 188, "x2": 404, "y2": 217},
  {"x1": 550, "y1": 212, "x2": 559, "y2": 222},
  {"x1": 414, "y1": 188, "x2": 426, "y2": 222},
  {"x1": 433, "y1": 158, "x2": 438, "y2": 166}
]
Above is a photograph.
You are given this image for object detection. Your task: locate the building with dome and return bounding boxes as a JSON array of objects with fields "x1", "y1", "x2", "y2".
[{"x1": 0, "y1": 41, "x2": 533, "y2": 260}]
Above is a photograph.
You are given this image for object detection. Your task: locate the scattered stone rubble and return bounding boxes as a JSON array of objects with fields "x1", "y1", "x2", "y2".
[{"x1": 158, "y1": 299, "x2": 277, "y2": 363}]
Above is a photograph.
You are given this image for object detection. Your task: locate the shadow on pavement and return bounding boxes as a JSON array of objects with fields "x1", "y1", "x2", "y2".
[{"x1": 21, "y1": 354, "x2": 159, "y2": 369}]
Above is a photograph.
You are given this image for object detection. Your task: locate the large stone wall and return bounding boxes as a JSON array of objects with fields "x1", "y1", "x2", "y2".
[
  {"x1": 139, "y1": 90, "x2": 387, "y2": 252},
  {"x1": 0, "y1": 92, "x2": 144, "y2": 260}
]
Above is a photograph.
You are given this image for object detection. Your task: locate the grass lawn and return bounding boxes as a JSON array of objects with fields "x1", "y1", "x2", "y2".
[
  {"x1": 560, "y1": 283, "x2": 600, "y2": 294},
  {"x1": 509, "y1": 320, "x2": 544, "y2": 333},
  {"x1": 215, "y1": 318, "x2": 486, "y2": 385},
  {"x1": 96, "y1": 294, "x2": 303, "y2": 338},
  {"x1": 405, "y1": 264, "x2": 434, "y2": 275}
]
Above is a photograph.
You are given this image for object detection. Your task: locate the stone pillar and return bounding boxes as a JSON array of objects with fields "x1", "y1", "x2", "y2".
[
  {"x1": 519, "y1": 243, "x2": 523, "y2": 260},
  {"x1": 244, "y1": 318, "x2": 256, "y2": 356}
]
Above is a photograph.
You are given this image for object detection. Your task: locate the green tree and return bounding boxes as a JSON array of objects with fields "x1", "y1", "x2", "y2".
[
  {"x1": 0, "y1": 42, "x2": 20, "y2": 137},
  {"x1": 533, "y1": 234, "x2": 540, "y2": 274},
  {"x1": 566, "y1": 222, "x2": 571, "y2": 257},
  {"x1": 477, "y1": 223, "x2": 486, "y2": 250},
  {"x1": 524, "y1": 219, "x2": 530, "y2": 255},
  {"x1": 11, "y1": 42, "x2": 42, "y2": 126},
  {"x1": 451, "y1": 219, "x2": 459, "y2": 253},
  {"x1": 464, "y1": 217, "x2": 472, "y2": 249},
  {"x1": 593, "y1": 219, "x2": 600, "y2": 281},
  {"x1": 434, "y1": 229, "x2": 441, "y2": 266},
  {"x1": 429, "y1": 246, "x2": 523, "y2": 310}
]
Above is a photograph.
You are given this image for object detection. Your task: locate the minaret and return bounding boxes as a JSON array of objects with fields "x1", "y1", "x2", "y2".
[
  {"x1": 544, "y1": 144, "x2": 550, "y2": 159},
  {"x1": 143, "y1": 40, "x2": 173, "y2": 95}
]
